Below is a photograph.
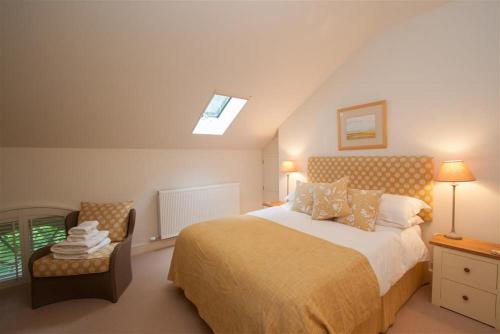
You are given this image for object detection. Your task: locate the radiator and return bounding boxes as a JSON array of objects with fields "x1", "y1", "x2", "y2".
[{"x1": 158, "y1": 183, "x2": 240, "y2": 239}]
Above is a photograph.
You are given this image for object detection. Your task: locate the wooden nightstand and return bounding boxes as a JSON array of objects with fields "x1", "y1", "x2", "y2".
[
  {"x1": 430, "y1": 234, "x2": 500, "y2": 328},
  {"x1": 262, "y1": 201, "x2": 286, "y2": 207}
]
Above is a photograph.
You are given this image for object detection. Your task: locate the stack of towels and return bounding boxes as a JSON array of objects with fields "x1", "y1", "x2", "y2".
[{"x1": 50, "y1": 221, "x2": 110, "y2": 259}]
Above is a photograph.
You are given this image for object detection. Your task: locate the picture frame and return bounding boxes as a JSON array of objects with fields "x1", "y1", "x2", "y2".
[{"x1": 337, "y1": 100, "x2": 387, "y2": 150}]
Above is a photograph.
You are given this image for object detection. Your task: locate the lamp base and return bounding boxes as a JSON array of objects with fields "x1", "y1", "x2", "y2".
[{"x1": 445, "y1": 232, "x2": 463, "y2": 240}]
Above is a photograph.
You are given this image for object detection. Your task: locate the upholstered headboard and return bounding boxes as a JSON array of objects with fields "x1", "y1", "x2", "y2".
[{"x1": 307, "y1": 156, "x2": 434, "y2": 222}]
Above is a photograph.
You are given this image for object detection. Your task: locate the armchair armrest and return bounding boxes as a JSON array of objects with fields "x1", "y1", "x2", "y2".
[
  {"x1": 108, "y1": 234, "x2": 133, "y2": 300},
  {"x1": 109, "y1": 235, "x2": 132, "y2": 270},
  {"x1": 29, "y1": 244, "x2": 54, "y2": 276},
  {"x1": 65, "y1": 211, "x2": 79, "y2": 235}
]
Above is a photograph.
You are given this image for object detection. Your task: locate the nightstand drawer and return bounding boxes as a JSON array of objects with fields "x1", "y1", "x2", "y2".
[
  {"x1": 442, "y1": 252, "x2": 497, "y2": 291},
  {"x1": 441, "y1": 279, "x2": 496, "y2": 325}
]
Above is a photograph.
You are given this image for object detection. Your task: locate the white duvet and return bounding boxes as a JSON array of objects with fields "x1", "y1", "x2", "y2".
[{"x1": 247, "y1": 205, "x2": 429, "y2": 296}]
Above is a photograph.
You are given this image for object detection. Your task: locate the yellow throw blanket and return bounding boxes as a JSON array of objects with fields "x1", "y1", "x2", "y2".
[{"x1": 168, "y1": 215, "x2": 381, "y2": 334}]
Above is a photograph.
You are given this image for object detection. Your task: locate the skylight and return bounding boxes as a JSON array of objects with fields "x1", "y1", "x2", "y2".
[{"x1": 193, "y1": 94, "x2": 248, "y2": 135}]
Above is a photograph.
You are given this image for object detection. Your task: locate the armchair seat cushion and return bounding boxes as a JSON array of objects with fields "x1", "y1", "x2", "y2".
[{"x1": 33, "y1": 243, "x2": 119, "y2": 277}]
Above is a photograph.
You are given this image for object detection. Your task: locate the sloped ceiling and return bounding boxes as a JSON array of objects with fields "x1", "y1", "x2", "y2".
[{"x1": 0, "y1": 1, "x2": 444, "y2": 149}]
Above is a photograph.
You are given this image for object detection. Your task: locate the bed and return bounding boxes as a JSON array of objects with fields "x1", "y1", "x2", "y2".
[{"x1": 168, "y1": 156, "x2": 434, "y2": 333}]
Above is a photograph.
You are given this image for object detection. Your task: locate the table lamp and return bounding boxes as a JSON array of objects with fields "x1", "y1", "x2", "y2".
[
  {"x1": 435, "y1": 160, "x2": 475, "y2": 240},
  {"x1": 280, "y1": 161, "x2": 298, "y2": 196}
]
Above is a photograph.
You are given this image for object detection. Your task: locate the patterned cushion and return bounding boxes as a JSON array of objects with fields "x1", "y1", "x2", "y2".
[
  {"x1": 307, "y1": 156, "x2": 433, "y2": 222},
  {"x1": 337, "y1": 189, "x2": 383, "y2": 231},
  {"x1": 33, "y1": 243, "x2": 118, "y2": 277},
  {"x1": 311, "y1": 177, "x2": 351, "y2": 220},
  {"x1": 291, "y1": 181, "x2": 315, "y2": 215},
  {"x1": 78, "y1": 201, "x2": 133, "y2": 242}
]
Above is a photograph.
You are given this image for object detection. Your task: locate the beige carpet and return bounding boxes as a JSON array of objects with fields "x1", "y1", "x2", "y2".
[{"x1": 0, "y1": 247, "x2": 496, "y2": 334}]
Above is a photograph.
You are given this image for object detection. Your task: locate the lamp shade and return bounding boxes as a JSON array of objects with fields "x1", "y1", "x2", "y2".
[
  {"x1": 435, "y1": 160, "x2": 475, "y2": 182},
  {"x1": 280, "y1": 160, "x2": 298, "y2": 173}
]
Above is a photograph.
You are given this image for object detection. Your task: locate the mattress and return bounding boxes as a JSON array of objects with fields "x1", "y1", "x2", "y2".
[{"x1": 247, "y1": 204, "x2": 429, "y2": 295}]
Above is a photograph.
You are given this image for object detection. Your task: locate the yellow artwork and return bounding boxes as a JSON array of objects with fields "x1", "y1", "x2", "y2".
[
  {"x1": 346, "y1": 114, "x2": 376, "y2": 140},
  {"x1": 337, "y1": 100, "x2": 387, "y2": 150}
]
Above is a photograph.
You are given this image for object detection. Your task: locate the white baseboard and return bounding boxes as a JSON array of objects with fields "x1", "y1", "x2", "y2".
[{"x1": 131, "y1": 237, "x2": 176, "y2": 256}]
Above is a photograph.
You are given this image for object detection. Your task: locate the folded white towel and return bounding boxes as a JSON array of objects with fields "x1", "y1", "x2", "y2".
[
  {"x1": 51, "y1": 231, "x2": 109, "y2": 252},
  {"x1": 53, "y1": 253, "x2": 95, "y2": 260},
  {"x1": 67, "y1": 230, "x2": 109, "y2": 247},
  {"x1": 69, "y1": 220, "x2": 99, "y2": 235},
  {"x1": 67, "y1": 229, "x2": 100, "y2": 241},
  {"x1": 52, "y1": 237, "x2": 111, "y2": 256}
]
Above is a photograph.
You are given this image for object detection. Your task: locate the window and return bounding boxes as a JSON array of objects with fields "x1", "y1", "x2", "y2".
[
  {"x1": 193, "y1": 94, "x2": 248, "y2": 135},
  {"x1": 0, "y1": 208, "x2": 71, "y2": 285},
  {"x1": 29, "y1": 216, "x2": 66, "y2": 253},
  {"x1": 0, "y1": 220, "x2": 22, "y2": 282}
]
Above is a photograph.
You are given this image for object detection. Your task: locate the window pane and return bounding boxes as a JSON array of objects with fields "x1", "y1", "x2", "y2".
[
  {"x1": 203, "y1": 95, "x2": 231, "y2": 118},
  {"x1": 29, "y1": 216, "x2": 66, "y2": 253},
  {"x1": 0, "y1": 221, "x2": 22, "y2": 282}
]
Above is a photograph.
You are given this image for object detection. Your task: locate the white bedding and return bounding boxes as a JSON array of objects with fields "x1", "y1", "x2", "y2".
[{"x1": 247, "y1": 205, "x2": 429, "y2": 296}]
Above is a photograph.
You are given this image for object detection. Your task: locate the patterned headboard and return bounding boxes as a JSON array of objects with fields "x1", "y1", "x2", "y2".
[{"x1": 307, "y1": 156, "x2": 434, "y2": 222}]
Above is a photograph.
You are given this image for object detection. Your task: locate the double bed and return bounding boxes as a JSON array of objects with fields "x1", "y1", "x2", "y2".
[{"x1": 168, "y1": 156, "x2": 434, "y2": 333}]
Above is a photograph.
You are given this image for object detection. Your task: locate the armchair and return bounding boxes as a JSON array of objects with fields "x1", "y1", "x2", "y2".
[{"x1": 29, "y1": 209, "x2": 136, "y2": 308}]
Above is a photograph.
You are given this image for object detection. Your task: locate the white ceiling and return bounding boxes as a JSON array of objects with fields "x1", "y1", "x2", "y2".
[{"x1": 0, "y1": 1, "x2": 444, "y2": 149}]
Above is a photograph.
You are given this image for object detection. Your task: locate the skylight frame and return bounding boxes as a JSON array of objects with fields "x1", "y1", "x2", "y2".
[{"x1": 192, "y1": 93, "x2": 248, "y2": 135}]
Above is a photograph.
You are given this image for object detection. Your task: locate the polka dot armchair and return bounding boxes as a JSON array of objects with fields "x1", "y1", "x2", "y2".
[{"x1": 28, "y1": 207, "x2": 136, "y2": 309}]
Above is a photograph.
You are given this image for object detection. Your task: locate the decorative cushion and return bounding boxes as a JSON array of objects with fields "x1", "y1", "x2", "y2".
[
  {"x1": 337, "y1": 189, "x2": 383, "y2": 232},
  {"x1": 311, "y1": 177, "x2": 351, "y2": 220},
  {"x1": 78, "y1": 201, "x2": 133, "y2": 242},
  {"x1": 33, "y1": 243, "x2": 118, "y2": 277},
  {"x1": 291, "y1": 181, "x2": 315, "y2": 215}
]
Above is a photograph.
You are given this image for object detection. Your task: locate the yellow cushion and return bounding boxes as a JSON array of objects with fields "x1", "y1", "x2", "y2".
[
  {"x1": 337, "y1": 189, "x2": 383, "y2": 231},
  {"x1": 33, "y1": 243, "x2": 118, "y2": 277},
  {"x1": 291, "y1": 181, "x2": 315, "y2": 215},
  {"x1": 311, "y1": 177, "x2": 350, "y2": 220},
  {"x1": 78, "y1": 201, "x2": 133, "y2": 242}
]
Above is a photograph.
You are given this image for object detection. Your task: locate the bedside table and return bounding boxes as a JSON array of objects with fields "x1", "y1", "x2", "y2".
[
  {"x1": 262, "y1": 201, "x2": 286, "y2": 207},
  {"x1": 430, "y1": 234, "x2": 500, "y2": 328}
]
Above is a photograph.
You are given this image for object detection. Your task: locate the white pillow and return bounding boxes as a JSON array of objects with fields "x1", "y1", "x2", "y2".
[
  {"x1": 376, "y1": 194, "x2": 430, "y2": 229},
  {"x1": 377, "y1": 215, "x2": 424, "y2": 229},
  {"x1": 285, "y1": 191, "x2": 295, "y2": 203}
]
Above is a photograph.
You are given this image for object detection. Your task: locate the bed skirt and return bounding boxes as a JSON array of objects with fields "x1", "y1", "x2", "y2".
[{"x1": 353, "y1": 261, "x2": 429, "y2": 333}]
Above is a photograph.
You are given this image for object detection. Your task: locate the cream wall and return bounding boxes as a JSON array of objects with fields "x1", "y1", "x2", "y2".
[
  {"x1": 0, "y1": 148, "x2": 263, "y2": 247},
  {"x1": 262, "y1": 134, "x2": 279, "y2": 157},
  {"x1": 498, "y1": 1, "x2": 500, "y2": 244},
  {"x1": 262, "y1": 134, "x2": 279, "y2": 202},
  {"x1": 279, "y1": 2, "x2": 500, "y2": 243}
]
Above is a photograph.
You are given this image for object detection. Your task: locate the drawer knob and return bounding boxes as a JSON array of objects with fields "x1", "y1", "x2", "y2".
[
  {"x1": 463, "y1": 267, "x2": 470, "y2": 273},
  {"x1": 462, "y1": 295, "x2": 469, "y2": 301}
]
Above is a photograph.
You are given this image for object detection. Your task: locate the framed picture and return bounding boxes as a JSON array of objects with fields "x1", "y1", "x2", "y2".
[{"x1": 337, "y1": 100, "x2": 387, "y2": 150}]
